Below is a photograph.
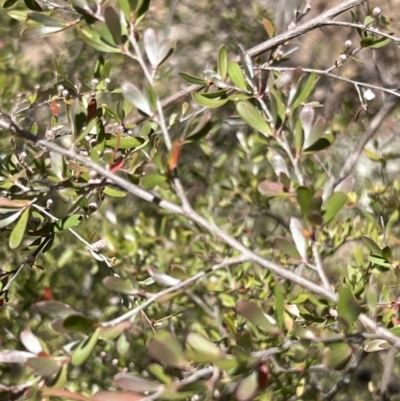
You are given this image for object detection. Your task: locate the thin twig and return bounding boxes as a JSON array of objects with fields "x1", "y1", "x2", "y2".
[
  {"x1": 336, "y1": 98, "x2": 399, "y2": 186},
  {"x1": 312, "y1": 242, "x2": 331, "y2": 290}
]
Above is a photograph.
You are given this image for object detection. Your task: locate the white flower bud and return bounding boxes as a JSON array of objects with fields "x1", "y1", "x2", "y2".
[
  {"x1": 372, "y1": 7, "x2": 381, "y2": 17},
  {"x1": 345, "y1": 40, "x2": 352, "y2": 48},
  {"x1": 364, "y1": 88, "x2": 376, "y2": 101}
]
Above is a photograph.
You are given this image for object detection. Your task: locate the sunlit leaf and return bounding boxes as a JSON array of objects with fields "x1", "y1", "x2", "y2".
[
  {"x1": 103, "y1": 6, "x2": 122, "y2": 45},
  {"x1": 217, "y1": 44, "x2": 228, "y2": 80},
  {"x1": 192, "y1": 92, "x2": 228, "y2": 108},
  {"x1": 236, "y1": 371, "x2": 258, "y2": 401},
  {"x1": 273, "y1": 237, "x2": 301, "y2": 259},
  {"x1": 338, "y1": 286, "x2": 362, "y2": 326},
  {"x1": 0, "y1": 350, "x2": 35, "y2": 364},
  {"x1": 323, "y1": 342, "x2": 352, "y2": 370},
  {"x1": 361, "y1": 236, "x2": 382, "y2": 256},
  {"x1": 289, "y1": 217, "x2": 307, "y2": 261},
  {"x1": 236, "y1": 300, "x2": 275, "y2": 332},
  {"x1": 102, "y1": 276, "x2": 136, "y2": 294},
  {"x1": 71, "y1": 329, "x2": 99, "y2": 366},
  {"x1": 20, "y1": 330, "x2": 43, "y2": 354},
  {"x1": 9, "y1": 206, "x2": 30, "y2": 249},
  {"x1": 27, "y1": 356, "x2": 61, "y2": 377},
  {"x1": 179, "y1": 72, "x2": 208, "y2": 85},
  {"x1": 322, "y1": 191, "x2": 347, "y2": 224},
  {"x1": 227, "y1": 61, "x2": 247, "y2": 91},
  {"x1": 27, "y1": 12, "x2": 65, "y2": 27},
  {"x1": 185, "y1": 333, "x2": 222, "y2": 363},
  {"x1": 236, "y1": 100, "x2": 272, "y2": 136},
  {"x1": 122, "y1": 82, "x2": 153, "y2": 115},
  {"x1": 144, "y1": 28, "x2": 171, "y2": 67},
  {"x1": 364, "y1": 339, "x2": 391, "y2": 353},
  {"x1": 147, "y1": 330, "x2": 187, "y2": 368},
  {"x1": 36, "y1": 301, "x2": 77, "y2": 318}
]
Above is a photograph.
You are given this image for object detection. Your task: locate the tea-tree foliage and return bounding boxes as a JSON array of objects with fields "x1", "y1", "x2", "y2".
[{"x1": 1, "y1": 0, "x2": 400, "y2": 400}]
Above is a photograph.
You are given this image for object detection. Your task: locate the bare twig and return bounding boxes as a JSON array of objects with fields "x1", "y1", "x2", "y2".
[
  {"x1": 312, "y1": 242, "x2": 331, "y2": 290},
  {"x1": 257, "y1": 66, "x2": 400, "y2": 99},
  {"x1": 336, "y1": 98, "x2": 399, "y2": 186}
]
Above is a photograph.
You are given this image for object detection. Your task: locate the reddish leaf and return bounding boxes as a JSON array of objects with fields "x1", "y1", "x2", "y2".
[
  {"x1": 50, "y1": 100, "x2": 60, "y2": 117},
  {"x1": 168, "y1": 140, "x2": 182, "y2": 172},
  {"x1": 110, "y1": 157, "x2": 124, "y2": 173},
  {"x1": 87, "y1": 98, "x2": 97, "y2": 122},
  {"x1": 257, "y1": 363, "x2": 269, "y2": 389}
]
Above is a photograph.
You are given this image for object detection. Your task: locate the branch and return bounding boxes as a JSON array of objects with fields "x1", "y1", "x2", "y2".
[{"x1": 258, "y1": 66, "x2": 400, "y2": 99}]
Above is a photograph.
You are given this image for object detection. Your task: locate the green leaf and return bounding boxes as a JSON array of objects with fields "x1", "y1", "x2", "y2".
[
  {"x1": 179, "y1": 72, "x2": 208, "y2": 85},
  {"x1": 121, "y1": 82, "x2": 153, "y2": 115},
  {"x1": 98, "y1": 321, "x2": 132, "y2": 340},
  {"x1": 323, "y1": 342, "x2": 352, "y2": 370},
  {"x1": 27, "y1": 357, "x2": 61, "y2": 377},
  {"x1": 36, "y1": 301, "x2": 77, "y2": 318},
  {"x1": 141, "y1": 174, "x2": 168, "y2": 190},
  {"x1": 36, "y1": 215, "x2": 82, "y2": 234},
  {"x1": 289, "y1": 72, "x2": 317, "y2": 112},
  {"x1": 185, "y1": 333, "x2": 222, "y2": 363},
  {"x1": 338, "y1": 286, "x2": 362, "y2": 326},
  {"x1": 361, "y1": 36, "x2": 391, "y2": 49},
  {"x1": 24, "y1": 0, "x2": 42, "y2": 11},
  {"x1": 147, "y1": 331, "x2": 187, "y2": 368},
  {"x1": 364, "y1": 339, "x2": 391, "y2": 353},
  {"x1": 217, "y1": 44, "x2": 228, "y2": 80},
  {"x1": 103, "y1": 6, "x2": 122, "y2": 45},
  {"x1": 273, "y1": 237, "x2": 301, "y2": 259},
  {"x1": 289, "y1": 217, "x2": 307, "y2": 261},
  {"x1": 235, "y1": 371, "x2": 258, "y2": 401},
  {"x1": 71, "y1": 329, "x2": 99, "y2": 366},
  {"x1": 9, "y1": 206, "x2": 30, "y2": 249},
  {"x1": 0, "y1": 208, "x2": 25, "y2": 229},
  {"x1": 105, "y1": 137, "x2": 147, "y2": 149},
  {"x1": 236, "y1": 100, "x2": 272, "y2": 136},
  {"x1": 116, "y1": 333, "x2": 130, "y2": 356},
  {"x1": 103, "y1": 276, "x2": 136, "y2": 294},
  {"x1": 78, "y1": 25, "x2": 121, "y2": 53},
  {"x1": 236, "y1": 300, "x2": 275, "y2": 332},
  {"x1": 23, "y1": 25, "x2": 64, "y2": 37},
  {"x1": 361, "y1": 236, "x2": 382, "y2": 256},
  {"x1": 103, "y1": 187, "x2": 127, "y2": 197},
  {"x1": 274, "y1": 284, "x2": 284, "y2": 329},
  {"x1": 227, "y1": 61, "x2": 247, "y2": 90},
  {"x1": 322, "y1": 191, "x2": 347, "y2": 224},
  {"x1": 192, "y1": 92, "x2": 228, "y2": 108},
  {"x1": 296, "y1": 186, "x2": 313, "y2": 219},
  {"x1": 27, "y1": 12, "x2": 66, "y2": 27},
  {"x1": 63, "y1": 315, "x2": 96, "y2": 332},
  {"x1": 3, "y1": 0, "x2": 18, "y2": 8}
]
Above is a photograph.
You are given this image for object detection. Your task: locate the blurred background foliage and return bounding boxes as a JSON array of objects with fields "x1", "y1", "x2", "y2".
[{"x1": 1, "y1": 0, "x2": 400, "y2": 400}]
